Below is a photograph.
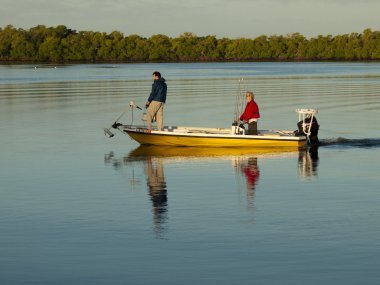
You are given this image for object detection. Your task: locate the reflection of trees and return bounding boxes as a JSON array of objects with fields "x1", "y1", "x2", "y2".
[
  {"x1": 298, "y1": 147, "x2": 319, "y2": 179},
  {"x1": 145, "y1": 158, "x2": 168, "y2": 239}
]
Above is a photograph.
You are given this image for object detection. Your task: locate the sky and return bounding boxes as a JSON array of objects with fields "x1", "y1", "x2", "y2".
[{"x1": 1, "y1": 0, "x2": 379, "y2": 39}]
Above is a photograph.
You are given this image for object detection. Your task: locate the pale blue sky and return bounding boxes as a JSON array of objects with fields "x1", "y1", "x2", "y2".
[{"x1": 1, "y1": 0, "x2": 379, "y2": 38}]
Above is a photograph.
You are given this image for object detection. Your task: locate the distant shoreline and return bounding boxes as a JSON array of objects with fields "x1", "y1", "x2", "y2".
[
  {"x1": 1, "y1": 25, "x2": 380, "y2": 63},
  {"x1": 1, "y1": 59, "x2": 380, "y2": 65}
]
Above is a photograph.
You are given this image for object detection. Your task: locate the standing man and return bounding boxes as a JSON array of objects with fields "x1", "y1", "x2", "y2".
[
  {"x1": 146, "y1": 71, "x2": 167, "y2": 131},
  {"x1": 239, "y1": 91, "x2": 260, "y2": 135}
]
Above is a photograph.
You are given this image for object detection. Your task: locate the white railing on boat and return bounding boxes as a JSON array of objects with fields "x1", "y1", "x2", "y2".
[{"x1": 295, "y1": 108, "x2": 318, "y2": 141}]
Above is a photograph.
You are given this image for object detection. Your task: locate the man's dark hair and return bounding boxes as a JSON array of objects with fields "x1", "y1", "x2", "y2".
[{"x1": 152, "y1": 71, "x2": 161, "y2": 78}]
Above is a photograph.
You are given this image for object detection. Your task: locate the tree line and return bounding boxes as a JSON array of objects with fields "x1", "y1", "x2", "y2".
[{"x1": 1, "y1": 25, "x2": 380, "y2": 63}]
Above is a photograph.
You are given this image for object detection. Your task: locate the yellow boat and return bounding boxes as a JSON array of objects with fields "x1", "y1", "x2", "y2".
[
  {"x1": 119, "y1": 125, "x2": 307, "y2": 148},
  {"x1": 105, "y1": 101, "x2": 319, "y2": 149}
]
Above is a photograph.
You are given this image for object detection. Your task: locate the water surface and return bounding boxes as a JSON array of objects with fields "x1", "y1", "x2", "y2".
[{"x1": 1, "y1": 62, "x2": 379, "y2": 285}]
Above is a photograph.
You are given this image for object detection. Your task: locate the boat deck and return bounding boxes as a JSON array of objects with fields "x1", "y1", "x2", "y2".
[
  {"x1": 122, "y1": 125, "x2": 298, "y2": 137},
  {"x1": 117, "y1": 124, "x2": 306, "y2": 148}
]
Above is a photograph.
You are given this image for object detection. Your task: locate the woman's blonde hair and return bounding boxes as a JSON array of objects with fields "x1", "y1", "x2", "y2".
[{"x1": 246, "y1": 91, "x2": 254, "y2": 99}]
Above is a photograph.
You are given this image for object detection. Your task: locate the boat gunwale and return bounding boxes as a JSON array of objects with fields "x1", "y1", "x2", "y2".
[{"x1": 121, "y1": 126, "x2": 307, "y2": 142}]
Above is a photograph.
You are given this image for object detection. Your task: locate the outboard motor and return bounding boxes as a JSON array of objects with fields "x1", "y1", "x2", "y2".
[{"x1": 295, "y1": 109, "x2": 320, "y2": 146}]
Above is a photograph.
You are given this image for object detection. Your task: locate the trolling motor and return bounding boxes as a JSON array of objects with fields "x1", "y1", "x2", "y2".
[
  {"x1": 295, "y1": 109, "x2": 320, "y2": 146},
  {"x1": 104, "y1": 101, "x2": 142, "y2": 138}
]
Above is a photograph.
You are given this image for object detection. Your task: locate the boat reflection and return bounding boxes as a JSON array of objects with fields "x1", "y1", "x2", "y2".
[
  {"x1": 105, "y1": 145, "x2": 319, "y2": 238},
  {"x1": 233, "y1": 156, "x2": 260, "y2": 209},
  {"x1": 144, "y1": 157, "x2": 168, "y2": 238},
  {"x1": 126, "y1": 145, "x2": 301, "y2": 159},
  {"x1": 298, "y1": 147, "x2": 319, "y2": 179}
]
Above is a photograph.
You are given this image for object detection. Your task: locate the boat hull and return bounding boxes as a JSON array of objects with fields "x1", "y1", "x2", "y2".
[
  {"x1": 123, "y1": 127, "x2": 307, "y2": 148},
  {"x1": 127, "y1": 145, "x2": 301, "y2": 159}
]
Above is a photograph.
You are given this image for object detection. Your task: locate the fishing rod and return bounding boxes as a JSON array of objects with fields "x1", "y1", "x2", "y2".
[
  {"x1": 239, "y1": 78, "x2": 245, "y2": 119},
  {"x1": 234, "y1": 78, "x2": 243, "y2": 122},
  {"x1": 234, "y1": 78, "x2": 247, "y2": 122}
]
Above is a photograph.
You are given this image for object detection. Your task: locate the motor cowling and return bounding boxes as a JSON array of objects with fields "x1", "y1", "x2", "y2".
[{"x1": 296, "y1": 116, "x2": 320, "y2": 146}]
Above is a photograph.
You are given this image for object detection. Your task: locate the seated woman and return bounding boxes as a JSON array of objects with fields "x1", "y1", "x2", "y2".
[{"x1": 240, "y1": 91, "x2": 260, "y2": 135}]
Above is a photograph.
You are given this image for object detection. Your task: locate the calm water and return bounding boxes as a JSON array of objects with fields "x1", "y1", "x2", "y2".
[{"x1": 1, "y1": 62, "x2": 380, "y2": 285}]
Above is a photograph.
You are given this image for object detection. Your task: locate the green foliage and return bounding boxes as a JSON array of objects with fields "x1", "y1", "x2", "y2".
[
  {"x1": 225, "y1": 38, "x2": 255, "y2": 60},
  {"x1": 172, "y1": 32, "x2": 201, "y2": 60},
  {"x1": 1, "y1": 25, "x2": 380, "y2": 62},
  {"x1": 148, "y1": 34, "x2": 172, "y2": 61}
]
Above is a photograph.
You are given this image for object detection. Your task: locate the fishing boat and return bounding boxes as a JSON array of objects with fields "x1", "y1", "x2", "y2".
[
  {"x1": 105, "y1": 80, "x2": 319, "y2": 149},
  {"x1": 105, "y1": 104, "x2": 319, "y2": 148}
]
